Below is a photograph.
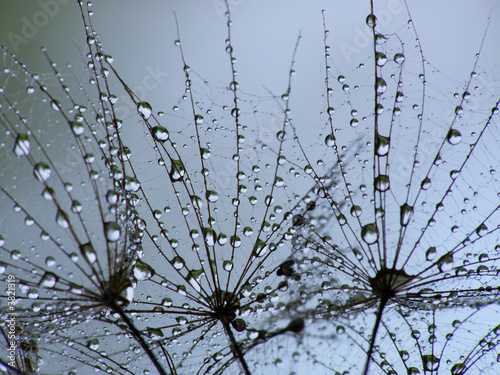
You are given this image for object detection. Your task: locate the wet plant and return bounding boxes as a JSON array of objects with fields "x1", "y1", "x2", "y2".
[
  {"x1": 283, "y1": 1, "x2": 500, "y2": 374},
  {"x1": 1, "y1": 1, "x2": 499, "y2": 374}
]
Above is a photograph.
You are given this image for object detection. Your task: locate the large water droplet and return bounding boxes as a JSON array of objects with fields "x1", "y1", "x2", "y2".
[
  {"x1": 137, "y1": 102, "x2": 152, "y2": 120},
  {"x1": 56, "y1": 210, "x2": 70, "y2": 228},
  {"x1": 361, "y1": 223, "x2": 379, "y2": 244},
  {"x1": 253, "y1": 239, "x2": 268, "y2": 256},
  {"x1": 376, "y1": 52, "x2": 387, "y2": 67},
  {"x1": 375, "y1": 175, "x2": 390, "y2": 191},
  {"x1": 134, "y1": 261, "x2": 155, "y2": 281},
  {"x1": 324, "y1": 134, "x2": 335, "y2": 147},
  {"x1": 152, "y1": 126, "x2": 169, "y2": 142},
  {"x1": 394, "y1": 53, "x2": 405, "y2": 64}
]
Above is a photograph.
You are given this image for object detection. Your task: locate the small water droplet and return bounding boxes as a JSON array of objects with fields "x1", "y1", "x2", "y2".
[
  {"x1": 152, "y1": 126, "x2": 169, "y2": 142},
  {"x1": 34, "y1": 162, "x2": 51, "y2": 182},
  {"x1": 447, "y1": 129, "x2": 462, "y2": 145}
]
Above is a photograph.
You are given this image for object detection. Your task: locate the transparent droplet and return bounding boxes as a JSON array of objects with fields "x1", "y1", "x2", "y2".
[
  {"x1": 438, "y1": 254, "x2": 453, "y2": 272},
  {"x1": 56, "y1": 210, "x2": 70, "y2": 228},
  {"x1": 375, "y1": 134, "x2": 390, "y2": 156},
  {"x1": 134, "y1": 261, "x2": 155, "y2": 281},
  {"x1": 170, "y1": 160, "x2": 185, "y2": 181},
  {"x1": 350, "y1": 205, "x2": 362, "y2": 217},
  {"x1": 34, "y1": 162, "x2": 51, "y2": 182},
  {"x1": 80, "y1": 243, "x2": 97, "y2": 264},
  {"x1": 203, "y1": 227, "x2": 217, "y2": 246},
  {"x1": 394, "y1": 53, "x2": 405, "y2": 64},
  {"x1": 376, "y1": 52, "x2": 387, "y2": 67},
  {"x1": 400, "y1": 204, "x2": 413, "y2": 226},
  {"x1": 39, "y1": 272, "x2": 57, "y2": 288},
  {"x1": 366, "y1": 14, "x2": 377, "y2": 28},
  {"x1": 376, "y1": 78, "x2": 387, "y2": 94},
  {"x1": 422, "y1": 355, "x2": 439, "y2": 371},
  {"x1": 206, "y1": 190, "x2": 219, "y2": 203},
  {"x1": 375, "y1": 175, "x2": 390, "y2": 191},
  {"x1": 447, "y1": 129, "x2": 462, "y2": 145},
  {"x1": 253, "y1": 239, "x2": 268, "y2": 256},
  {"x1": 476, "y1": 223, "x2": 488, "y2": 237},
  {"x1": 223, "y1": 260, "x2": 234, "y2": 271},
  {"x1": 104, "y1": 222, "x2": 121, "y2": 242},
  {"x1": 152, "y1": 126, "x2": 169, "y2": 142},
  {"x1": 195, "y1": 114, "x2": 204, "y2": 124},
  {"x1": 172, "y1": 256, "x2": 185, "y2": 270},
  {"x1": 361, "y1": 223, "x2": 379, "y2": 244},
  {"x1": 137, "y1": 102, "x2": 152, "y2": 120},
  {"x1": 13, "y1": 134, "x2": 30, "y2": 156},
  {"x1": 421, "y1": 178, "x2": 431, "y2": 190}
]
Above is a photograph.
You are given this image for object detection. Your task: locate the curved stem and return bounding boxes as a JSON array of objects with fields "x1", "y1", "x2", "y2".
[
  {"x1": 112, "y1": 304, "x2": 168, "y2": 375},
  {"x1": 222, "y1": 322, "x2": 251, "y2": 375},
  {"x1": 363, "y1": 294, "x2": 389, "y2": 375}
]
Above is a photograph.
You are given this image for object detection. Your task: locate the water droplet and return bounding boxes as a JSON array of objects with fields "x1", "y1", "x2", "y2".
[
  {"x1": 137, "y1": 102, "x2": 152, "y2": 120},
  {"x1": 39, "y1": 272, "x2": 57, "y2": 288},
  {"x1": 350, "y1": 205, "x2": 362, "y2": 217},
  {"x1": 223, "y1": 260, "x2": 234, "y2": 271},
  {"x1": 375, "y1": 134, "x2": 390, "y2": 156},
  {"x1": 393, "y1": 53, "x2": 405, "y2": 64},
  {"x1": 172, "y1": 256, "x2": 185, "y2": 270},
  {"x1": 375, "y1": 175, "x2": 390, "y2": 191},
  {"x1": 376, "y1": 78, "x2": 387, "y2": 94},
  {"x1": 206, "y1": 190, "x2": 219, "y2": 203},
  {"x1": 33, "y1": 162, "x2": 51, "y2": 182},
  {"x1": 437, "y1": 254, "x2": 453, "y2": 272},
  {"x1": 276, "y1": 131, "x2": 287, "y2": 141},
  {"x1": 152, "y1": 126, "x2": 169, "y2": 142},
  {"x1": 447, "y1": 129, "x2": 462, "y2": 145},
  {"x1": 366, "y1": 14, "x2": 377, "y2": 28},
  {"x1": 476, "y1": 223, "x2": 488, "y2": 237},
  {"x1": 376, "y1": 52, "x2": 387, "y2": 66},
  {"x1": 422, "y1": 355, "x2": 439, "y2": 371},
  {"x1": 400, "y1": 204, "x2": 413, "y2": 226},
  {"x1": 134, "y1": 261, "x2": 155, "y2": 281},
  {"x1": 451, "y1": 363, "x2": 466, "y2": 375},
  {"x1": 194, "y1": 114, "x2": 204, "y2": 124},
  {"x1": 170, "y1": 160, "x2": 185, "y2": 181},
  {"x1": 13, "y1": 134, "x2": 30, "y2": 156},
  {"x1": 56, "y1": 210, "x2": 70, "y2": 228},
  {"x1": 80, "y1": 243, "x2": 97, "y2": 264},
  {"x1": 203, "y1": 227, "x2": 217, "y2": 246},
  {"x1": 104, "y1": 222, "x2": 121, "y2": 242},
  {"x1": 253, "y1": 239, "x2": 267, "y2": 256},
  {"x1": 124, "y1": 176, "x2": 141, "y2": 192},
  {"x1": 361, "y1": 223, "x2": 379, "y2": 244},
  {"x1": 421, "y1": 178, "x2": 431, "y2": 190},
  {"x1": 231, "y1": 318, "x2": 246, "y2": 332}
]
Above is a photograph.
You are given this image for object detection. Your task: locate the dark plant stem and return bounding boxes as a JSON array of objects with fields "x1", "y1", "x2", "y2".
[
  {"x1": 112, "y1": 304, "x2": 168, "y2": 375},
  {"x1": 363, "y1": 294, "x2": 390, "y2": 375},
  {"x1": 222, "y1": 321, "x2": 251, "y2": 375}
]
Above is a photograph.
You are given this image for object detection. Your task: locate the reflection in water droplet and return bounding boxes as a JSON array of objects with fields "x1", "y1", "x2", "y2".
[
  {"x1": 361, "y1": 223, "x2": 378, "y2": 244},
  {"x1": 170, "y1": 159, "x2": 185, "y2": 181},
  {"x1": 39, "y1": 272, "x2": 58, "y2": 288},
  {"x1": 137, "y1": 101, "x2": 152, "y2": 120},
  {"x1": 34, "y1": 162, "x2": 52, "y2": 182},
  {"x1": 447, "y1": 129, "x2": 462, "y2": 145},
  {"x1": 152, "y1": 126, "x2": 169, "y2": 142},
  {"x1": 394, "y1": 53, "x2": 405, "y2": 64},
  {"x1": 366, "y1": 14, "x2": 377, "y2": 28},
  {"x1": 375, "y1": 175, "x2": 390, "y2": 191},
  {"x1": 422, "y1": 355, "x2": 439, "y2": 371},
  {"x1": 104, "y1": 222, "x2": 121, "y2": 242},
  {"x1": 376, "y1": 78, "x2": 387, "y2": 94},
  {"x1": 375, "y1": 134, "x2": 390, "y2": 156},
  {"x1": 13, "y1": 134, "x2": 30, "y2": 156},
  {"x1": 400, "y1": 204, "x2": 413, "y2": 226},
  {"x1": 426, "y1": 247, "x2": 436, "y2": 261}
]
